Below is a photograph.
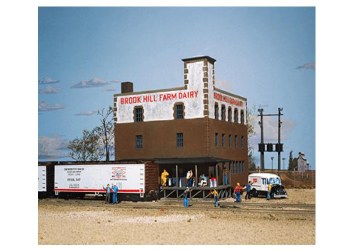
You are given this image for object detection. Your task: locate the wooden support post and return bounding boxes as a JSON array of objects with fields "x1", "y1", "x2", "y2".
[
  {"x1": 222, "y1": 162, "x2": 225, "y2": 185},
  {"x1": 229, "y1": 161, "x2": 232, "y2": 185},
  {"x1": 176, "y1": 165, "x2": 179, "y2": 199},
  {"x1": 195, "y1": 165, "x2": 198, "y2": 187},
  {"x1": 215, "y1": 164, "x2": 219, "y2": 187}
]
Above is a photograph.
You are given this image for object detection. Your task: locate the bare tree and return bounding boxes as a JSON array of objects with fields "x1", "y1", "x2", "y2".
[
  {"x1": 94, "y1": 106, "x2": 114, "y2": 161},
  {"x1": 67, "y1": 129, "x2": 103, "y2": 161},
  {"x1": 247, "y1": 106, "x2": 257, "y2": 171}
]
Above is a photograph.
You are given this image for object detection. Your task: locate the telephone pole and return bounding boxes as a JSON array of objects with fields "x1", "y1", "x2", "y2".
[
  {"x1": 257, "y1": 107, "x2": 283, "y2": 174},
  {"x1": 258, "y1": 108, "x2": 265, "y2": 170}
]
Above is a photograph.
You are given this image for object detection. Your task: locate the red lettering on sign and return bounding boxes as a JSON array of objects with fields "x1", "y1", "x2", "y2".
[
  {"x1": 119, "y1": 90, "x2": 200, "y2": 105},
  {"x1": 214, "y1": 92, "x2": 243, "y2": 107}
]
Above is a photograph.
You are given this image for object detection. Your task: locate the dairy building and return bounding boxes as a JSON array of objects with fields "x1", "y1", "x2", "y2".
[{"x1": 113, "y1": 56, "x2": 248, "y2": 197}]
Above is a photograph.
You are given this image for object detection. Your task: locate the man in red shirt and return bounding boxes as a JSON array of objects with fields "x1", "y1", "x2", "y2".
[{"x1": 234, "y1": 182, "x2": 243, "y2": 202}]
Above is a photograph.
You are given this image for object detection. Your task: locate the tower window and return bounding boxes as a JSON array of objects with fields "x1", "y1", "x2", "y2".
[
  {"x1": 134, "y1": 106, "x2": 144, "y2": 122},
  {"x1": 175, "y1": 103, "x2": 184, "y2": 119}
]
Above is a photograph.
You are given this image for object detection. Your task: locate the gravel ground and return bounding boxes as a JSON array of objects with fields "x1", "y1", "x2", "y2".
[{"x1": 38, "y1": 188, "x2": 315, "y2": 245}]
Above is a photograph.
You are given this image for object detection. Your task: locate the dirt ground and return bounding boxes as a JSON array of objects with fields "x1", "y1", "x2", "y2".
[{"x1": 38, "y1": 188, "x2": 315, "y2": 245}]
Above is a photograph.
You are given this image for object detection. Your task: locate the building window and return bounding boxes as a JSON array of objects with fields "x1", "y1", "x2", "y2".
[
  {"x1": 221, "y1": 105, "x2": 226, "y2": 121},
  {"x1": 228, "y1": 107, "x2": 232, "y2": 122},
  {"x1": 229, "y1": 134, "x2": 232, "y2": 147},
  {"x1": 222, "y1": 134, "x2": 225, "y2": 147},
  {"x1": 174, "y1": 103, "x2": 184, "y2": 119},
  {"x1": 235, "y1": 135, "x2": 238, "y2": 148},
  {"x1": 240, "y1": 110, "x2": 245, "y2": 124},
  {"x1": 135, "y1": 135, "x2": 143, "y2": 149},
  {"x1": 234, "y1": 108, "x2": 238, "y2": 123},
  {"x1": 241, "y1": 136, "x2": 244, "y2": 148},
  {"x1": 134, "y1": 106, "x2": 144, "y2": 122},
  {"x1": 215, "y1": 133, "x2": 218, "y2": 146},
  {"x1": 214, "y1": 103, "x2": 219, "y2": 120},
  {"x1": 176, "y1": 133, "x2": 184, "y2": 148}
]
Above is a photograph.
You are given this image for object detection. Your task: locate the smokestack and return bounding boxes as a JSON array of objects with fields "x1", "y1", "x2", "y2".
[{"x1": 121, "y1": 82, "x2": 133, "y2": 93}]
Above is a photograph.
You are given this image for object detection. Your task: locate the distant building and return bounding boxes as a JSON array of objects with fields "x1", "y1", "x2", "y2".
[
  {"x1": 297, "y1": 152, "x2": 309, "y2": 172},
  {"x1": 113, "y1": 56, "x2": 249, "y2": 186}
]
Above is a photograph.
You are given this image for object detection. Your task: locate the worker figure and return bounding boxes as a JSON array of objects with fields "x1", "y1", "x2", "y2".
[
  {"x1": 223, "y1": 167, "x2": 229, "y2": 185},
  {"x1": 234, "y1": 182, "x2": 243, "y2": 202},
  {"x1": 210, "y1": 188, "x2": 219, "y2": 207},
  {"x1": 103, "y1": 184, "x2": 111, "y2": 204},
  {"x1": 161, "y1": 169, "x2": 169, "y2": 186},
  {"x1": 186, "y1": 169, "x2": 193, "y2": 187},
  {"x1": 112, "y1": 184, "x2": 119, "y2": 205},
  {"x1": 267, "y1": 183, "x2": 272, "y2": 200},
  {"x1": 183, "y1": 187, "x2": 189, "y2": 208},
  {"x1": 245, "y1": 181, "x2": 252, "y2": 200}
]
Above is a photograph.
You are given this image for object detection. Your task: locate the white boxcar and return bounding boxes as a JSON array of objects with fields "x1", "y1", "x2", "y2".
[
  {"x1": 38, "y1": 165, "x2": 47, "y2": 192},
  {"x1": 248, "y1": 173, "x2": 287, "y2": 198},
  {"x1": 54, "y1": 164, "x2": 145, "y2": 196}
]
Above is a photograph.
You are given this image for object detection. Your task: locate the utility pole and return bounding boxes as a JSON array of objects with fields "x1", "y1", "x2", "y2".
[
  {"x1": 258, "y1": 108, "x2": 265, "y2": 170},
  {"x1": 277, "y1": 108, "x2": 283, "y2": 175},
  {"x1": 271, "y1": 156, "x2": 274, "y2": 172},
  {"x1": 257, "y1": 107, "x2": 283, "y2": 174}
]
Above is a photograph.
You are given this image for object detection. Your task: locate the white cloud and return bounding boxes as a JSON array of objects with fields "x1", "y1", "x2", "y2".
[
  {"x1": 249, "y1": 115, "x2": 296, "y2": 151},
  {"x1": 38, "y1": 77, "x2": 60, "y2": 84},
  {"x1": 105, "y1": 87, "x2": 117, "y2": 92},
  {"x1": 296, "y1": 62, "x2": 315, "y2": 70},
  {"x1": 38, "y1": 101, "x2": 64, "y2": 112},
  {"x1": 39, "y1": 85, "x2": 60, "y2": 94},
  {"x1": 215, "y1": 79, "x2": 234, "y2": 92},
  {"x1": 71, "y1": 77, "x2": 111, "y2": 88},
  {"x1": 74, "y1": 110, "x2": 98, "y2": 116},
  {"x1": 38, "y1": 135, "x2": 68, "y2": 160}
]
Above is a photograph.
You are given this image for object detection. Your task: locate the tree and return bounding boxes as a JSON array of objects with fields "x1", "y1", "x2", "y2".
[
  {"x1": 94, "y1": 106, "x2": 115, "y2": 161},
  {"x1": 67, "y1": 129, "x2": 104, "y2": 161},
  {"x1": 247, "y1": 106, "x2": 256, "y2": 171},
  {"x1": 288, "y1": 150, "x2": 293, "y2": 170}
]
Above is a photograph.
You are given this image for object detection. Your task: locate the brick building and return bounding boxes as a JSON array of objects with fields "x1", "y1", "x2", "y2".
[{"x1": 113, "y1": 56, "x2": 248, "y2": 196}]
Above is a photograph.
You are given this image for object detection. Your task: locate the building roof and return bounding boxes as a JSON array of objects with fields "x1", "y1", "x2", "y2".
[{"x1": 182, "y1": 56, "x2": 216, "y2": 64}]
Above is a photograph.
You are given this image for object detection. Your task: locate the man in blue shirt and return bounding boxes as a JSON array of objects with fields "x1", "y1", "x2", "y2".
[
  {"x1": 112, "y1": 184, "x2": 119, "y2": 205},
  {"x1": 245, "y1": 181, "x2": 252, "y2": 200}
]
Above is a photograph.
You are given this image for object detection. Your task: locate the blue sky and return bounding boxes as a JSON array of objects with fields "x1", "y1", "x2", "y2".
[{"x1": 38, "y1": 7, "x2": 315, "y2": 169}]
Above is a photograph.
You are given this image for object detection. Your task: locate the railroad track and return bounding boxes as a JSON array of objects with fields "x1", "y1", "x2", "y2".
[
  {"x1": 116, "y1": 201, "x2": 315, "y2": 215},
  {"x1": 40, "y1": 198, "x2": 315, "y2": 215}
]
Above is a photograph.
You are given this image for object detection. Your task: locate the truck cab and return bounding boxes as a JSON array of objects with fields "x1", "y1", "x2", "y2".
[{"x1": 248, "y1": 173, "x2": 288, "y2": 198}]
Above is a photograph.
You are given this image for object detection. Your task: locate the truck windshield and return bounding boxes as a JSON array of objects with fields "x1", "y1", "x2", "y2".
[{"x1": 269, "y1": 177, "x2": 281, "y2": 185}]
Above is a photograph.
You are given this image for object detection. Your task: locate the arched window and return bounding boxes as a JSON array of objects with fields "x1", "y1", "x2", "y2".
[
  {"x1": 221, "y1": 105, "x2": 226, "y2": 121},
  {"x1": 173, "y1": 103, "x2": 185, "y2": 119},
  {"x1": 214, "y1": 103, "x2": 219, "y2": 120},
  {"x1": 240, "y1": 110, "x2": 245, "y2": 124},
  {"x1": 234, "y1": 108, "x2": 238, "y2": 123},
  {"x1": 228, "y1": 107, "x2": 232, "y2": 122}
]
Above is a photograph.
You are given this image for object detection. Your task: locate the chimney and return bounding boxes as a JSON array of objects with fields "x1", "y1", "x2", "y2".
[{"x1": 121, "y1": 81, "x2": 133, "y2": 93}]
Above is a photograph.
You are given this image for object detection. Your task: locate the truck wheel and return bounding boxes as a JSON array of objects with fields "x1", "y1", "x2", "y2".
[{"x1": 251, "y1": 189, "x2": 258, "y2": 197}]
